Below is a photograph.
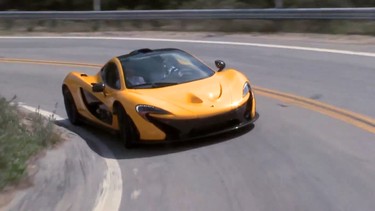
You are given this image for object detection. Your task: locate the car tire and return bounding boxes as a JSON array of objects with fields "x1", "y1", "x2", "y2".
[
  {"x1": 117, "y1": 105, "x2": 137, "y2": 149},
  {"x1": 63, "y1": 87, "x2": 82, "y2": 125}
]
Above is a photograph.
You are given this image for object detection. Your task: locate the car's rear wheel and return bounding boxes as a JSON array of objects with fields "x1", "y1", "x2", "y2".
[
  {"x1": 63, "y1": 87, "x2": 82, "y2": 125},
  {"x1": 117, "y1": 105, "x2": 138, "y2": 149}
]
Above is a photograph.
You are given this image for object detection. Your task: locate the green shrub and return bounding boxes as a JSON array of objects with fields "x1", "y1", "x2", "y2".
[{"x1": 0, "y1": 97, "x2": 60, "y2": 190}]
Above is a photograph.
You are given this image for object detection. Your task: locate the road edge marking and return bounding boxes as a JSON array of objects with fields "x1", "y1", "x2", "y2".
[
  {"x1": 21, "y1": 104, "x2": 123, "y2": 211},
  {"x1": 0, "y1": 58, "x2": 101, "y2": 68},
  {"x1": 0, "y1": 36, "x2": 374, "y2": 58}
]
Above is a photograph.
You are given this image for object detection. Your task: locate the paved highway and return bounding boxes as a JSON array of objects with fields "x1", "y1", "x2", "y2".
[{"x1": 0, "y1": 34, "x2": 374, "y2": 211}]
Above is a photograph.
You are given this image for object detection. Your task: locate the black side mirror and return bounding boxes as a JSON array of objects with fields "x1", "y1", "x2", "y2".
[
  {"x1": 215, "y1": 60, "x2": 226, "y2": 72},
  {"x1": 92, "y1": 83, "x2": 105, "y2": 92}
]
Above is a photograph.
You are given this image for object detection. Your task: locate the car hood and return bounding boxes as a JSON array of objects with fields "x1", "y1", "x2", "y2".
[{"x1": 128, "y1": 69, "x2": 249, "y2": 118}]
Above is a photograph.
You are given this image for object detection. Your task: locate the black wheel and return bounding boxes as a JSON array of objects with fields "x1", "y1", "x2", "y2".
[
  {"x1": 117, "y1": 105, "x2": 138, "y2": 149},
  {"x1": 63, "y1": 87, "x2": 82, "y2": 125}
]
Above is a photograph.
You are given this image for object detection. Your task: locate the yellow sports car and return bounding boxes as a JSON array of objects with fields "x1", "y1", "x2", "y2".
[{"x1": 62, "y1": 48, "x2": 258, "y2": 148}]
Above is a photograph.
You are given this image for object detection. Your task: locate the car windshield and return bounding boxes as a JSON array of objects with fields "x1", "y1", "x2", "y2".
[{"x1": 119, "y1": 49, "x2": 215, "y2": 89}]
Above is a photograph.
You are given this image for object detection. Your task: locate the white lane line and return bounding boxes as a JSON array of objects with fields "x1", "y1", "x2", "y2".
[
  {"x1": 21, "y1": 104, "x2": 122, "y2": 211},
  {"x1": 21, "y1": 104, "x2": 64, "y2": 121},
  {"x1": 1, "y1": 36, "x2": 375, "y2": 58},
  {"x1": 93, "y1": 156, "x2": 122, "y2": 211}
]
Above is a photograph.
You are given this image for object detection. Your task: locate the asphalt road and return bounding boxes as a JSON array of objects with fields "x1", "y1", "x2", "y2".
[{"x1": 0, "y1": 34, "x2": 375, "y2": 211}]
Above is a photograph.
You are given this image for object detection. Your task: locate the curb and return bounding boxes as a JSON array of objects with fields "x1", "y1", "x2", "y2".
[{"x1": 1, "y1": 106, "x2": 111, "y2": 211}]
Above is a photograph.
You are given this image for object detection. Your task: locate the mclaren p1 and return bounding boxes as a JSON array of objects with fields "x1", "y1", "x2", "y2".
[{"x1": 62, "y1": 48, "x2": 258, "y2": 148}]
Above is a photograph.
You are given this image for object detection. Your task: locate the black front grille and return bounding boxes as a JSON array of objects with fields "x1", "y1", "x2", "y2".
[
  {"x1": 148, "y1": 98, "x2": 253, "y2": 140},
  {"x1": 189, "y1": 119, "x2": 240, "y2": 136}
]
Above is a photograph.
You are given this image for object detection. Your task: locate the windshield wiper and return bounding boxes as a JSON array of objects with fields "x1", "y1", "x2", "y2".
[
  {"x1": 152, "y1": 82, "x2": 179, "y2": 87},
  {"x1": 130, "y1": 83, "x2": 154, "y2": 88},
  {"x1": 130, "y1": 82, "x2": 179, "y2": 88}
]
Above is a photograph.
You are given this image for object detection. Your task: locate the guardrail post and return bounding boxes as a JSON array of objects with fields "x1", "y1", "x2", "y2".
[
  {"x1": 275, "y1": 0, "x2": 283, "y2": 8},
  {"x1": 93, "y1": 0, "x2": 101, "y2": 11}
]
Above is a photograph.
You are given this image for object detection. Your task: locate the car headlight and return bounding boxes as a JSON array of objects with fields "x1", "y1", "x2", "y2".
[
  {"x1": 242, "y1": 82, "x2": 251, "y2": 97},
  {"x1": 135, "y1": 104, "x2": 170, "y2": 119}
]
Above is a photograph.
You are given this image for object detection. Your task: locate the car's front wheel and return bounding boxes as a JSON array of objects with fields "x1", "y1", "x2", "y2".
[
  {"x1": 63, "y1": 87, "x2": 82, "y2": 125},
  {"x1": 117, "y1": 105, "x2": 138, "y2": 149}
]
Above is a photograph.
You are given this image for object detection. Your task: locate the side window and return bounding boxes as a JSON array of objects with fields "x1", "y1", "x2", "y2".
[{"x1": 101, "y1": 62, "x2": 120, "y2": 90}]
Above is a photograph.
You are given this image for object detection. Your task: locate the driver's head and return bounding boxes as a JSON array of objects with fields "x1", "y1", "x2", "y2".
[
  {"x1": 125, "y1": 62, "x2": 137, "y2": 77},
  {"x1": 164, "y1": 55, "x2": 179, "y2": 67}
]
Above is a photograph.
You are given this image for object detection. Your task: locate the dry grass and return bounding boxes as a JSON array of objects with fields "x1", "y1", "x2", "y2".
[{"x1": 0, "y1": 19, "x2": 374, "y2": 35}]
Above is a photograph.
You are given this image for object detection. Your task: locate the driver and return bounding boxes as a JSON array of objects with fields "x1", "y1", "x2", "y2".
[
  {"x1": 125, "y1": 64, "x2": 145, "y2": 86},
  {"x1": 163, "y1": 56, "x2": 180, "y2": 76}
]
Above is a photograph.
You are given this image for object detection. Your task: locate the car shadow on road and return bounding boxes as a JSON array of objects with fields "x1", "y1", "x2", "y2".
[{"x1": 55, "y1": 119, "x2": 255, "y2": 160}]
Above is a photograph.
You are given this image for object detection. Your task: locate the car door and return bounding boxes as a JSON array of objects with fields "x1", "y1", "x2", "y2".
[{"x1": 84, "y1": 60, "x2": 122, "y2": 126}]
